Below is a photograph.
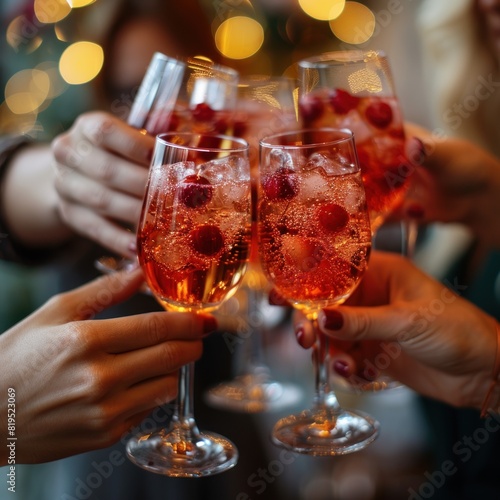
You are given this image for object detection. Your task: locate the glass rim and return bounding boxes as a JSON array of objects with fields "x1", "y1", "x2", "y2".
[
  {"x1": 298, "y1": 49, "x2": 387, "y2": 68},
  {"x1": 259, "y1": 127, "x2": 354, "y2": 150},
  {"x1": 150, "y1": 53, "x2": 239, "y2": 80},
  {"x1": 156, "y1": 131, "x2": 249, "y2": 153}
]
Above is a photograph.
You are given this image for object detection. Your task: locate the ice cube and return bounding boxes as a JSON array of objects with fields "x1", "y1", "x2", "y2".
[
  {"x1": 300, "y1": 171, "x2": 329, "y2": 201},
  {"x1": 269, "y1": 148, "x2": 294, "y2": 170},
  {"x1": 199, "y1": 156, "x2": 249, "y2": 183},
  {"x1": 305, "y1": 152, "x2": 354, "y2": 176},
  {"x1": 342, "y1": 175, "x2": 367, "y2": 213}
]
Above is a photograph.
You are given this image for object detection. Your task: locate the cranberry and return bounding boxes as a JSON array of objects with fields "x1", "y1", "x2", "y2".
[
  {"x1": 262, "y1": 168, "x2": 299, "y2": 200},
  {"x1": 192, "y1": 102, "x2": 215, "y2": 122},
  {"x1": 365, "y1": 101, "x2": 393, "y2": 128},
  {"x1": 317, "y1": 203, "x2": 349, "y2": 233},
  {"x1": 190, "y1": 224, "x2": 224, "y2": 256},
  {"x1": 179, "y1": 175, "x2": 213, "y2": 208},
  {"x1": 298, "y1": 94, "x2": 324, "y2": 124},
  {"x1": 329, "y1": 89, "x2": 360, "y2": 115}
]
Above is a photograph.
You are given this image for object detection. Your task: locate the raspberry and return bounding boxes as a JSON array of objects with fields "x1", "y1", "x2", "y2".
[
  {"x1": 317, "y1": 203, "x2": 349, "y2": 233},
  {"x1": 329, "y1": 89, "x2": 360, "y2": 115},
  {"x1": 365, "y1": 101, "x2": 393, "y2": 128},
  {"x1": 190, "y1": 224, "x2": 224, "y2": 256},
  {"x1": 192, "y1": 102, "x2": 215, "y2": 122},
  {"x1": 298, "y1": 94, "x2": 324, "y2": 124},
  {"x1": 262, "y1": 168, "x2": 299, "y2": 200},
  {"x1": 179, "y1": 175, "x2": 213, "y2": 209}
]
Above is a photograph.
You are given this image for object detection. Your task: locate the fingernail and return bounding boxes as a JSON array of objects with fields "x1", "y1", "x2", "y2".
[
  {"x1": 406, "y1": 202, "x2": 425, "y2": 220},
  {"x1": 128, "y1": 241, "x2": 137, "y2": 254},
  {"x1": 334, "y1": 360, "x2": 350, "y2": 378},
  {"x1": 296, "y1": 326, "x2": 306, "y2": 349},
  {"x1": 322, "y1": 309, "x2": 343, "y2": 330},
  {"x1": 202, "y1": 316, "x2": 218, "y2": 336},
  {"x1": 408, "y1": 137, "x2": 426, "y2": 165}
]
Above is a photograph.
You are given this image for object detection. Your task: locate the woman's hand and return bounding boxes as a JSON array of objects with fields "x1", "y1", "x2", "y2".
[
  {"x1": 0, "y1": 268, "x2": 215, "y2": 464},
  {"x1": 294, "y1": 251, "x2": 498, "y2": 409},
  {"x1": 52, "y1": 111, "x2": 155, "y2": 257},
  {"x1": 404, "y1": 123, "x2": 500, "y2": 247}
]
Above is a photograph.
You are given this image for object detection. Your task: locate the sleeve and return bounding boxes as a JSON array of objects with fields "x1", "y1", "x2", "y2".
[{"x1": 0, "y1": 135, "x2": 67, "y2": 264}]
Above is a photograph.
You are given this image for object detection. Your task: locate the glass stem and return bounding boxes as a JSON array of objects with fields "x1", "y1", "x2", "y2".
[
  {"x1": 173, "y1": 362, "x2": 201, "y2": 439},
  {"x1": 401, "y1": 218, "x2": 418, "y2": 260},
  {"x1": 311, "y1": 317, "x2": 340, "y2": 413}
]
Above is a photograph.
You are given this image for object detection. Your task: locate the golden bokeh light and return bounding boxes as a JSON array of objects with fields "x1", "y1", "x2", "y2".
[
  {"x1": 36, "y1": 61, "x2": 67, "y2": 98},
  {"x1": 34, "y1": 0, "x2": 71, "y2": 24},
  {"x1": 67, "y1": 0, "x2": 97, "y2": 7},
  {"x1": 5, "y1": 69, "x2": 51, "y2": 114},
  {"x1": 6, "y1": 16, "x2": 44, "y2": 53},
  {"x1": 215, "y1": 16, "x2": 264, "y2": 60},
  {"x1": 59, "y1": 41, "x2": 104, "y2": 84},
  {"x1": 298, "y1": 0, "x2": 345, "y2": 21},
  {"x1": 329, "y1": 2, "x2": 375, "y2": 44},
  {"x1": 0, "y1": 102, "x2": 38, "y2": 135}
]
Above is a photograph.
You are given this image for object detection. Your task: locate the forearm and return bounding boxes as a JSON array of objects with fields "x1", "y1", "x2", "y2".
[{"x1": 0, "y1": 143, "x2": 73, "y2": 249}]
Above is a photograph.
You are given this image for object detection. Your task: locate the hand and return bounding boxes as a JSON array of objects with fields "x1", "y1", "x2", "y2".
[
  {"x1": 52, "y1": 111, "x2": 155, "y2": 257},
  {"x1": 293, "y1": 251, "x2": 498, "y2": 409},
  {"x1": 0, "y1": 268, "x2": 215, "y2": 464},
  {"x1": 404, "y1": 123, "x2": 500, "y2": 247}
]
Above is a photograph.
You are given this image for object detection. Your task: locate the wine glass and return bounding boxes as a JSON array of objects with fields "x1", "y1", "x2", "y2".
[
  {"x1": 126, "y1": 131, "x2": 251, "y2": 476},
  {"x1": 205, "y1": 75, "x2": 303, "y2": 412},
  {"x1": 96, "y1": 52, "x2": 239, "y2": 274},
  {"x1": 258, "y1": 128, "x2": 379, "y2": 455},
  {"x1": 298, "y1": 50, "x2": 410, "y2": 391}
]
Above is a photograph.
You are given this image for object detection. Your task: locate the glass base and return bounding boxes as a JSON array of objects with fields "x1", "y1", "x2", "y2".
[
  {"x1": 205, "y1": 373, "x2": 303, "y2": 413},
  {"x1": 126, "y1": 429, "x2": 238, "y2": 477},
  {"x1": 271, "y1": 408, "x2": 379, "y2": 456}
]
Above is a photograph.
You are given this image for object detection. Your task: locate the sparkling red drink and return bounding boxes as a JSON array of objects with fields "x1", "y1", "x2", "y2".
[
  {"x1": 298, "y1": 51, "x2": 409, "y2": 233},
  {"x1": 138, "y1": 154, "x2": 251, "y2": 312}
]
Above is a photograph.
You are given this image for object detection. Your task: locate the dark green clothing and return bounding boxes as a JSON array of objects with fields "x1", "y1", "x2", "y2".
[{"x1": 419, "y1": 247, "x2": 500, "y2": 500}]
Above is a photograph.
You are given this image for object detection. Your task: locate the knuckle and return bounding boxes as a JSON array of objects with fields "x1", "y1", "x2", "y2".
[{"x1": 96, "y1": 156, "x2": 118, "y2": 181}]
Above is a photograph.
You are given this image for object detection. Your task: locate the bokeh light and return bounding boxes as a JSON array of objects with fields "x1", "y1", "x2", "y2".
[
  {"x1": 67, "y1": 0, "x2": 97, "y2": 7},
  {"x1": 59, "y1": 41, "x2": 104, "y2": 84},
  {"x1": 329, "y1": 2, "x2": 375, "y2": 44},
  {"x1": 215, "y1": 16, "x2": 264, "y2": 60},
  {"x1": 298, "y1": 0, "x2": 345, "y2": 21},
  {"x1": 6, "y1": 16, "x2": 44, "y2": 53},
  {"x1": 34, "y1": 0, "x2": 71, "y2": 24},
  {"x1": 5, "y1": 69, "x2": 51, "y2": 114}
]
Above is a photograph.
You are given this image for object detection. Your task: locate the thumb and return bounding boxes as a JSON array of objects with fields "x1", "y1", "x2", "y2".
[{"x1": 318, "y1": 304, "x2": 411, "y2": 343}]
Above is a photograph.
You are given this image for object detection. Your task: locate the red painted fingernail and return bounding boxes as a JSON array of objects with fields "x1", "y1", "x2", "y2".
[
  {"x1": 323, "y1": 309, "x2": 343, "y2": 330},
  {"x1": 296, "y1": 326, "x2": 306, "y2": 349},
  {"x1": 334, "y1": 360, "x2": 350, "y2": 378}
]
